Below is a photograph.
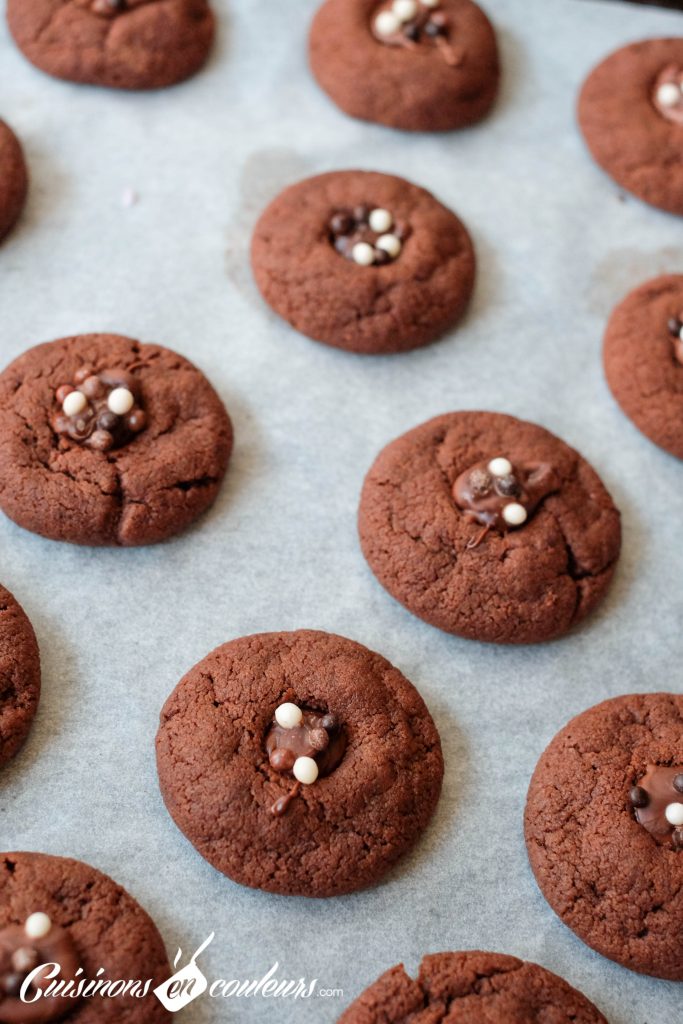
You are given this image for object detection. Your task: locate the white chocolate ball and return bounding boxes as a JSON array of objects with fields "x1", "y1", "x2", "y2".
[
  {"x1": 374, "y1": 10, "x2": 401, "y2": 36},
  {"x1": 376, "y1": 234, "x2": 402, "y2": 259},
  {"x1": 352, "y1": 242, "x2": 376, "y2": 266},
  {"x1": 62, "y1": 390, "x2": 87, "y2": 417},
  {"x1": 369, "y1": 208, "x2": 394, "y2": 233},
  {"x1": 274, "y1": 702, "x2": 303, "y2": 730},
  {"x1": 657, "y1": 82, "x2": 681, "y2": 108},
  {"x1": 393, "y1": 0, "x2": 418, "y2": 22},
  {"x1": 503, "y1": 502, "x2": 528, "y2": 527},
  {"x1": 25, "y1": 912, "x2": 52, "y2": 940},
  {"x1": 488, "y1": 457, "x2": 513, "y2": 477},
  {"x1": 107, "y1": 387, "x2": 135, "y2": 416},
  {"x1": 665, "y1": 802, "x2": 683, "y2": 827},
  {"x1": 679, "y1": 326, "x2": 683, "y2": 341},
  {"x1": 293, "y1": 756, "x2": 319, "y2": 786}
]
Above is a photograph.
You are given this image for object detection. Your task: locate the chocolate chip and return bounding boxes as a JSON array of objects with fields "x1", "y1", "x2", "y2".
[
  {"x1": 82, "y1": 375, "x2": 105, "y2": 399},
  {"x1": 424, "y1": 19, "x2": 445, "y2": 36},
  {"x1": 73, "y1": 366, "x2": 93, "y2": 385},
  {"x1": 629, "y1": 785, "x2": 649, "y2": 808},
  {"x1": 330, "y1": 212, "x2": 354, "y2": 236},
  {"x1": 674, "y1": 773, "x2": 683, "y2": 793},
  {"x1": 89, "y1": 429, "x2": 114, "y2": 452},
  {"x1": 97, "y1": 410, "x2": 118, "y2": 432},
  {"x1": 55, "y1": 384, "x2": 74, "y2": 405},
  {"x1": 270, "y1": 748, "x2": 296, "y2": 773},
  {"x1": 673, "y1": 827, "x2": 683, "y2": 851},
  {"x1": 468, "y1": 468, "x2": 492, "y2": 498},
  {"x1": 495, "y1": 474, "x2": 520, "y2": 498},
  {"x1": 321, "y1": 713, "x2": 338, "y2": 731},
  {"x1": 308, "y1": 728, "x2": 329, "y2": 752},
  {"x1": 668, "y1": 317, "x2": 682, "y2": 336},
  {"x1": 354, "y1": 205, "x2": 370, "y2": 224},
  {"x1": 404, "y1": 23, "x2": 420, "y2": 41},
  {"x1": 374, "y1": 248, "x2": 391, "y2": 266},
  {"x1": 126, "y1": 409, "x2": 147, "y2": 433}
]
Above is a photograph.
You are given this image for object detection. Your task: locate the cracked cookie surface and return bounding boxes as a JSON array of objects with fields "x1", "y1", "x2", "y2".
[
  {"x1": 0, "y1": 851, "x2": 171, "y2": 1021},
  {"x1": 7, "y1": 0, "x2": 214, "y2": 90},
  {"x1": 0, "y1": 120, "x2": 28, "y2": 243},
  {"x1": 0, "y1": 333, "x2": 233, "y2": 547},
  {"x1": 309, "y1": 0, "x2": 499, "y2": 132},
  {"x1": 578, "y1": 38, "x2": 683, "y2": 215},
  {"x1": 525, "y1": 693, "x2": 683, "y2": 980},
  {"x1": 0, "y1": 587, "x2": 40, "y2": 769},
  {"x1": 603, "y1": 274, "x2": 683, "y2": 460},
  {"x1": 358, "y1": 411, "x2": 621, "y2": 644},
  {"x1": 155, "y1": 630, "x2": 444, "y2": 897},
  {"x1": 337, "y1": 951, "x2": 607, "y2": 1022},
  {"x1": 250, "y1": 170, "x2": 475, "y2": 355}
]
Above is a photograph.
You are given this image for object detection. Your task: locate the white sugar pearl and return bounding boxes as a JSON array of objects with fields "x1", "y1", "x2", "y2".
[
  {"x1": 374, "y1": 10, "x2": 401, "y2": 36},
  {"x1": 376, "y1": 234, "x2": 402, "y2": 259},
  {"x1": 352, "y1": 242, "x2": 376, "y2": 266},
  {"x1": 393, "y1": 0, "x2": 418, "y2": 21},
  {"x1": 665, "y1": 802, "x2": 683, "y2": 827},
  {"x1": 274, "y1": 702, "x2": 303, "y2": 730},
  {"x1": 25, "y1": 913, "x2": 52, "y2": 940},
  {"x1": 107, "y1": 387, "x2": 134, "y2": 416},
  {"x1": 62, "y1": 390, "x2": 87, "y2": 417},
  {"x1": 657, "y1": 83, "x2": 681, "y2": 108},
  {"x1": 293, "y1": 756, "x2": 319, "y2": 786},
  {"x1": 488, "y1": 457, "x2": 513, "y2": 477},
  {"x1": 503, "y1": 503, "x2": 528, "y2": 527},
  {"x1": 369, "y1": 208, "x2": 394, "y2": 234}
]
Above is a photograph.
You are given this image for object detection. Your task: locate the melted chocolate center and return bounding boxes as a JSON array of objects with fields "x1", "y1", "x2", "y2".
[
  {"x1": 452, "y1": 459, "x2": 558, "y2": 547},
  {"x1": 630, "y1": 765, "x2": 683, "y2": 849},
  {"x1": 0, "y1": 921, "x2": 81, "y2": 1023},
  {"x1": 265, "y1": 709, "x2": 346, "y2": 816},
  {"x1": 371, "y1": 1, "x2": 463, "y2": 67},
  {"x1": 51, "y1": 367, "x2": 146, "y2": 453}
]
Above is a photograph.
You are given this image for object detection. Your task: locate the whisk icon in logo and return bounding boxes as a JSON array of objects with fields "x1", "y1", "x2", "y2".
[{"x1": 153, "y1": 932, "x2": 215, "y2": 1011}]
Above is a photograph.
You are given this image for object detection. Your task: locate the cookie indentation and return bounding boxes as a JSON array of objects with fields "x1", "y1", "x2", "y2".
[
  {"x1": 328, "y1": 206, "x2": 409, "y2": 266},
  {"x1": 630, "y1": 765, "x2": 683, "y2": 850},
  {"x1": 452, "y1": 456, "x2": 558, "y2": 548},
  {"x1": 371, "y1": 0, "x2": 463, "y2": 67},
  {"x1": 266, "y1": 703, "x2": 347, "y2": 816},
  {"x1": 52, "y1": 366, "x2": 147, "y2": 453},
  {"x1": 653, "y1": 64, "x2": 683, "y2": 125},
  {"x1": 0, "y1": 912, "x2": 81, "y2": 1020}
]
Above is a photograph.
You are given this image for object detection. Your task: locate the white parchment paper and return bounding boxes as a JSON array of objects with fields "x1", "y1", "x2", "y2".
[{"x1": 1, "y1": 0, "x2": 682, "y2": 1020}]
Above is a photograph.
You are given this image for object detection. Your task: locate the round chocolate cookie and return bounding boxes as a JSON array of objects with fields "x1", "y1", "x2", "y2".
[
  {"x1": 251, "y1": 171, "x2": 475, "y2": 355},
  {"x1": 603, "y1": 274, "x2": 683, "y2": 459},
  {"x1": 309, "y1": 0, "x2": 499, "y2": 132},
  {"x1": 0, "y1": 851, "x2": 171, "y2": 1021},
  {"x1": 525, "y1": 693, "x2": 683, "y2": 980},
  {"x1": 0, "y1": 333, "x2": 233, "y2": 547},
  {"x1": 578, "y1": 39, "x2": 683, "y2": 215},
  {"x1": 337, "y1": 951, "x2": 607, "y2": 1023},
  {"x1": 156, "y1": 630, "x2": 444, "y2": 897},
  {"x1": 0, "y1": 587, "x2": 40, "y2": 770},
  {"x1": 358, "y1": 412, "x2": 621, "y2": 644},
  {"x1": 7, "y1": 0, "x2": 214, "y2": 91},
  {"x1": 0, "y1": 120, "x2": 28, "y2": 243}
]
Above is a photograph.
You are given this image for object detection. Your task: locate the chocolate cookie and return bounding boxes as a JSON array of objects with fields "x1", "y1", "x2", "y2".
[
  {"x1": 358, "y1": 412, "x2": 621, "y2": 644},
  {"x1": 0, "y1": 333, "x2": 233, "y2": 547},
  {"x1": 309, "y1": 0, "x2": 499, "y2": 132},
  {"x1": 251, "y1": 171, "x2": 475, "y2": 355},
  {"x1": 0, "y1": 120, "x2": 28, "y2": 243},
  {"x1": 578, "y1": 39, "x2": 683, "y2": 215},
  {"x1": 156, "y1": 630, "x2": 444, "y2": 897},
  {"x1": 0, "y1": 851, "x2": 171, "y2": 1021},
  {"x1": 7, "y1": 0, "x2": 214, "y2": 91},
  {"x1": 0, "y1": 587, "x2": 40, "y2": 769},
  {"x1": 337, "y1": 951, "x2": 607, "y2": 1023},
  {"x1": 525, "y1": 693, "x2": 683, "y2": 980},
  {"x1": 603, "y1": 274, "x2": 683, "y2": 459}
]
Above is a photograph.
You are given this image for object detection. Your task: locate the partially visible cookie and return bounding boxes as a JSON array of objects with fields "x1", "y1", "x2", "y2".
[
  {"x1": 358, "y1": 411, "x2": 621, "y2": 644},
  {"x1": 0, "y1": 587, "x2": 40, "y2": 769},
  {"x1": 309, "y1": 0, "x2": 499, "y2": 132},
  {"x1": 156, "y1": 630, "x2": 444, "y2": 897},
  {"x1": 0, "y1": 851, "x2": 171, "y2": 1021},
  {"x1": 0, "y1": 120, "x2": 28, "y2": 243},
  {"x1": 578, "y1": 39, "x2": 683, "y2": 215},
  {"x1": 603, "y1": 274, "x2": 683, "y2": 459},
  {"x1": 337, "y1": 951, "x2": 607, "y2": 1023},
  {"x1": 7, "y1": 0, "x2": 214, "y2": 91},
  {"x1": 0, "y1": 333, "x2": 233, "y2": 546},
  {"x1": 525, "y1": 693, "x2": 683, "y2": 980},
  {"x1": 251, "y1": 171, "x2": 475, "y2": 355}
]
